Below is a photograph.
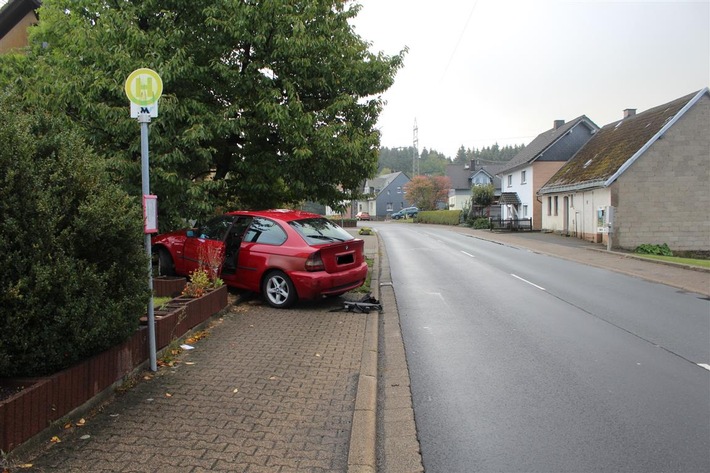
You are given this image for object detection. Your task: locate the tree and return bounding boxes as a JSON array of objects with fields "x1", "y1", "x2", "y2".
[
  {"x1": 418, "y1": 148, "x2": 449, "y2": 176},
  {"x1": 1, "y1": 0, "x2": 405, "y2": 230},
  {"x1": 470, "y1": 183, "x2": 495, "y2": 217},
  {"x1": 0, "y1": 99, "x2": 149, "y2": 377},
  {"x1": 404, "y1": 175, "x2": 451, "y2": 210}
]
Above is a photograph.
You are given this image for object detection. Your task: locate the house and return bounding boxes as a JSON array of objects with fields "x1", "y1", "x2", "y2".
[
  {"x1": 0, "y1": 0, "x2": 40, "y2": 53},
  {"x1": 496, "y1": 116, "x2": 599, "y2": 230},
  {"x1": 538, "y1": 88, "x2": 710, "y2": 252},
  {"x1": 355, "y1": 171, "x2": 411, "y2": 220},
  {"x1": 447, "y1": 160, "x2": 506, "y2": 215}
]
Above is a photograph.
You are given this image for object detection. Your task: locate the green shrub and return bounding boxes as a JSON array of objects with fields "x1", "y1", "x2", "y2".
[
  {"x1": 0, "y1": 103, "x2": 150, "y2": 377},
  {"x1": 470, "y1": 217, "x2": 491, "y2": 229},
  {"x1": 416, "y1": 210, "x2": 462, "y2": 225},
  {"x1": 634, "y1": 243, "x2": 673, "y2": 256}
]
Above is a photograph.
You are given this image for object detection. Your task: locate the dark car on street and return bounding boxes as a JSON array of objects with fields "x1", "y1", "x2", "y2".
[
  {"x1": 152, "y1": 210, "x2": 368, "y2": 308},
  {"x1": 391, "y1": 207, "x2": 418, "y2": 220}
]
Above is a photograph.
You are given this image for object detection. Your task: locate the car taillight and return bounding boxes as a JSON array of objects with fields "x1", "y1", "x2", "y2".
[{"x1": 305, "y1": 251, "x2": 325, "y2": 271}]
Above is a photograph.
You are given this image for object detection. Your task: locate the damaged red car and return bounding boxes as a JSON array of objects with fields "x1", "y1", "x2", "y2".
[{"x1": 151, "y1": 210, "x2": 368, "y2": 308}]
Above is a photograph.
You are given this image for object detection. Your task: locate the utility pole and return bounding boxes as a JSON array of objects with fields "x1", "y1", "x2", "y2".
[{"x1": 412, "y1": 118, "x2": 419, "y2": 176}]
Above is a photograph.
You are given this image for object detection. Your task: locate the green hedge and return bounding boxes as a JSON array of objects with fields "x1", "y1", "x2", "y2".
[
  {"x1": 0, "y1": 103, "x2": 150, "y2": 377},
  {"x1": 416, "y1": 210, "x2": 462, "y2": 225}
]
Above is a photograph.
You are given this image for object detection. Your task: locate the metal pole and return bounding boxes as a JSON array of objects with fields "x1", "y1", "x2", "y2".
[{"x1": 139, "y1": 113, "x2": 157, "y2": 372}]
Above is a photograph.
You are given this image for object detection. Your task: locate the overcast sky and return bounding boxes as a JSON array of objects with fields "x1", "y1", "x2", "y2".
[{"x1": 350, "y1": 0, "x2": 710, "y2": 158}]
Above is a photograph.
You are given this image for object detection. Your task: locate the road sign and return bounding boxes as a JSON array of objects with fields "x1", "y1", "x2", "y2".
[{"x1": 125, "y1": 68, "x2": 163, "y2": 117}]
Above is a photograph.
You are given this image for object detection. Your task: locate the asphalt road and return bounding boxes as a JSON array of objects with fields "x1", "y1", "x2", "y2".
[{"x1": 374, "y1": 223, "x2": 710, "y2": 473}]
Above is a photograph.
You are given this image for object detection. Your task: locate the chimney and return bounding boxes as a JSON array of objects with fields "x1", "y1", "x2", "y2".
[
  {"x1": 623, "y1": 108, "x2": 636, "y2": 119},
  {"x1": 470, "y1": 159, "x2": 476, "y2": 171},
  {"x1": 553, "y1": 119, "x2": 565, "y2": 130}
]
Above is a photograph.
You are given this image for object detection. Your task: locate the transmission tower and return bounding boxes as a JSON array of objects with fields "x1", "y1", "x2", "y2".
[{"x1": 412, "y1": 118, "x2": 419, "y2": 176}]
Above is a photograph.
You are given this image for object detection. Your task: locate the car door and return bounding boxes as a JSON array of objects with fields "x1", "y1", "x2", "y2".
[
  {"x1": 233, "y1": 217, "x2": 288, "y2": 291},
  {"x1": 181, "y1": 215, "x2": 235, "y2": 277}
]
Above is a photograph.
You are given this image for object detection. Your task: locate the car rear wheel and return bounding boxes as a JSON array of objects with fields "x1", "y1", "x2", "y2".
[
  {"x1": 156, "y1": 248, "x2": 175, "y2": 276},
  {"x1": 262, "y1": 270, "x2": 297, "y2": 309}
]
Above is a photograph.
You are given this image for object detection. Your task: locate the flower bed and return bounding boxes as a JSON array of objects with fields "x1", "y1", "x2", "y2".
[{"x1": 0, "y1": 285, "x2": 227, "y2": 454}]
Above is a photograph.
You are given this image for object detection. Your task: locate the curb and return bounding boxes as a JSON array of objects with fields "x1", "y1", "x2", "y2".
[{"x1": 347, "y1": 232, "x2": 380, "y2": 473}]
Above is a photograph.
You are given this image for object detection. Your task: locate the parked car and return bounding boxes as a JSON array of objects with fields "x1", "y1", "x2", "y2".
[
  {"x1": 391, "y1": 207, "x2": 419, "y2": 220},
  {"x1": 356, "y1": 211, "x2": 371, "y2": 221},
  {"x1": 152, "y1": 210, "x2": 368, "y2": 308}
]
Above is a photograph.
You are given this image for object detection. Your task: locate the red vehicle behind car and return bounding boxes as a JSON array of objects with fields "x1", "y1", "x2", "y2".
[{"x1": 151, "y1": 210, "x2": 368, "y2": 308}]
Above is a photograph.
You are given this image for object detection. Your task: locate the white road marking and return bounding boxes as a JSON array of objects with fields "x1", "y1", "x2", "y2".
[
  {"x1": 461, "y1": 251, "x2": 475, "y2": 258},
  {"x1": 698, "y1": 363, "x2": 710, "y2": 371},
  {"x1": 511, "y1": 274, "x2": 546, "y2": 291}
]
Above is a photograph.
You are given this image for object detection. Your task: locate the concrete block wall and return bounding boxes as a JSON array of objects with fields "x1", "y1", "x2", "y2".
[{"x1": 614, "y1": 94, "x2": 710, "y2": 251}]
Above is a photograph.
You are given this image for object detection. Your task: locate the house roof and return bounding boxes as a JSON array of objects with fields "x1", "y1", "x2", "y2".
[
  {"x1": 539, "y1": 88, "x2": 708, "y2": 195},
  {"x1": 499, "y1": 192, "x2": 521, "y2": 205},
  {"x1": 0, "y1": 0, "x2": 40, "y2": 39},
  {"x1": 446, "y1": 164, "x2": 471, "y2": 190},
  {"x1": 498, "y1": 116, "x2": 598, "y2": 174},
  {"x1": 446, "y1": 162, "x2": 509, "y2": 191},
  {"x1": 365, "y1": 171, "x2": 405, "y2": 196}
]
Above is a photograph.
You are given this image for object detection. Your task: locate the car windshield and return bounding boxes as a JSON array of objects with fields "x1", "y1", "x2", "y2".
[{"x1": 289, "y1": 218, "x2": 354, "y2": 245}]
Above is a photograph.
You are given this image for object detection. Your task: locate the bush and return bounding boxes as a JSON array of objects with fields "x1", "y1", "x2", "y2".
[
  {"x1": 634, "y1": 243, "x2": 673, "y2": 256},
  {"x1": 416, "y1": 210, "x2": 462, "y2": 225},
  {"x1": 0, "y1": 103, "x2": 150, "y2": 377},
  {"x1": 470, "y1": 217, "x2": 491, "y2": 229}
]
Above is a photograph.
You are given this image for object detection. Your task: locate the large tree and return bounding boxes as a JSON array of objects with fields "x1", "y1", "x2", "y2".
[
  {"x1": 403, "y1": 175, "x2": 451, "y2": 211},
  {"x1": 2, "y1": 0, "x2": 405, "y2": 229}
]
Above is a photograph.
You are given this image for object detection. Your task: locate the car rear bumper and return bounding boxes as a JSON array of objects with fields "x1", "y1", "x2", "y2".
[{"x1": 290, "y1": 262, "x2": 368, "y2": 299}]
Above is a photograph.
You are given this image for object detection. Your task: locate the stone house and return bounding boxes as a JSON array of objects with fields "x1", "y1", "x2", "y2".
[{"x1": 538, "y1": 88, "x2": 709, "y2": 252}]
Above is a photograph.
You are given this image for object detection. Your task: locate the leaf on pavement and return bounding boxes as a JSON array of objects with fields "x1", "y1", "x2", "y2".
[{"x1": 50, "y1": 436, "x2": 61, "y2": 443}]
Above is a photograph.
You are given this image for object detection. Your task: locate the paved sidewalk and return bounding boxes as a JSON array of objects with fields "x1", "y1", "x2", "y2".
[{"x1": 12, "y1": 229, "x2": 381, "y2": 473}]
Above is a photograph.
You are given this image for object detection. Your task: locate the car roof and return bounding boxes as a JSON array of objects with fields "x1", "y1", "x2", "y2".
[{"x1": 225, "y1": 209, "x2": 322, "y2": 222}]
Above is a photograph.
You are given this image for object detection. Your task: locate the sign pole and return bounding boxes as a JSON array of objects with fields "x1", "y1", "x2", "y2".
[
  {"x1": 139, "y1": 112, "x2": 158, "y2": 372},
  {"x1": 126, "y1": 68, "x2": 163, "y2": 372}
]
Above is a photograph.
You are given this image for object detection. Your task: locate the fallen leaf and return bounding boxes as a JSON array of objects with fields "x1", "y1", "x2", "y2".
[
  {"x1": 315, "y1": 353, "x2": 321, "y2": 357},
  {"x1": 76, "y1": 418, "x2": 86, "y2": 426},
  {"x1": 269, "y1": 376, "x2": 277, "y2": 380},
  {"x1": 185, "y1": 362, "x2": 195, "y2": 365},
  {"x1": 165, "y1": 393, "x2": 172, "y2": 398},
  {"x1": 233, "y1": 388, "x2": 239, "y2": 393},
  {"x1": 18, "y1": 464, "x2": 33, "y2": 469},
  {"x1": 80, "y1": 435, "x2": 91, "y2": 440},
  {"x1": 50, "y1": 436, "x2": 61, "y2": 443},
  {"x1": 63, "y1": 422, "x2": 72, "y2": 429}
]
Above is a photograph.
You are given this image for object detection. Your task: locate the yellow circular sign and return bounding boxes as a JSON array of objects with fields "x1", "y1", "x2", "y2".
[{"x1": 125, "y1": 68, "x2": 163, "y2": 106}]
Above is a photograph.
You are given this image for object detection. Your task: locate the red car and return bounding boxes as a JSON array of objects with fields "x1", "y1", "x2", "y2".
[{"x1": 151, "y1": 210, "x2": 368, "y2": 308}]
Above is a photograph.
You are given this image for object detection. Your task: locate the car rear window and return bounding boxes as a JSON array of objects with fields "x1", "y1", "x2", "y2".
[{"x1": 289, "y1": 218, "x2": 355, "y2": 245}]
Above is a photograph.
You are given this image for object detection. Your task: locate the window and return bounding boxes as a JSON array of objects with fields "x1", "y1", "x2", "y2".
[
  {"x1": 522, "y1": 205, "x2": 528, "y2": 217},
  {"x1": 386, "y1": 202, "x2": 393, "y2": 211},
  {"x1": 507, "y1": 175, "x2": 512, "y2": 187},
  {"x1": 290, "y1": 218, "x2": 354, "y2": 246},
  {"x1": 547, "y1": 197, "x2": 552, "y2": 216},
  {"x1": 397, "y1": 186, "x2": 402, "y2": 194},
  {"x1": 554, "y1": 196, "x2": 559, "y2": 216},
  {"x1": 244, "y1": 218, "x2": 287, "y2": 245},
  {"x1": 198, "y1": 215, "x2": 237, "y2": 241},
  {"x1": 521, "y1": 170, "x2": 527, "y2": 184}
]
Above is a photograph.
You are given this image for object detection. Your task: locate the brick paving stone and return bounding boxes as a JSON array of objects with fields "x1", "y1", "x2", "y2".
[{"x1": 18, "y1": 299, "x2": 368, "y2": 473}]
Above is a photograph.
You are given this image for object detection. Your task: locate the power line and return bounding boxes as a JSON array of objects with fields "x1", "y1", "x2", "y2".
[{"x1": 439, "y1": 0, "x2": 479, "y2": 84}]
